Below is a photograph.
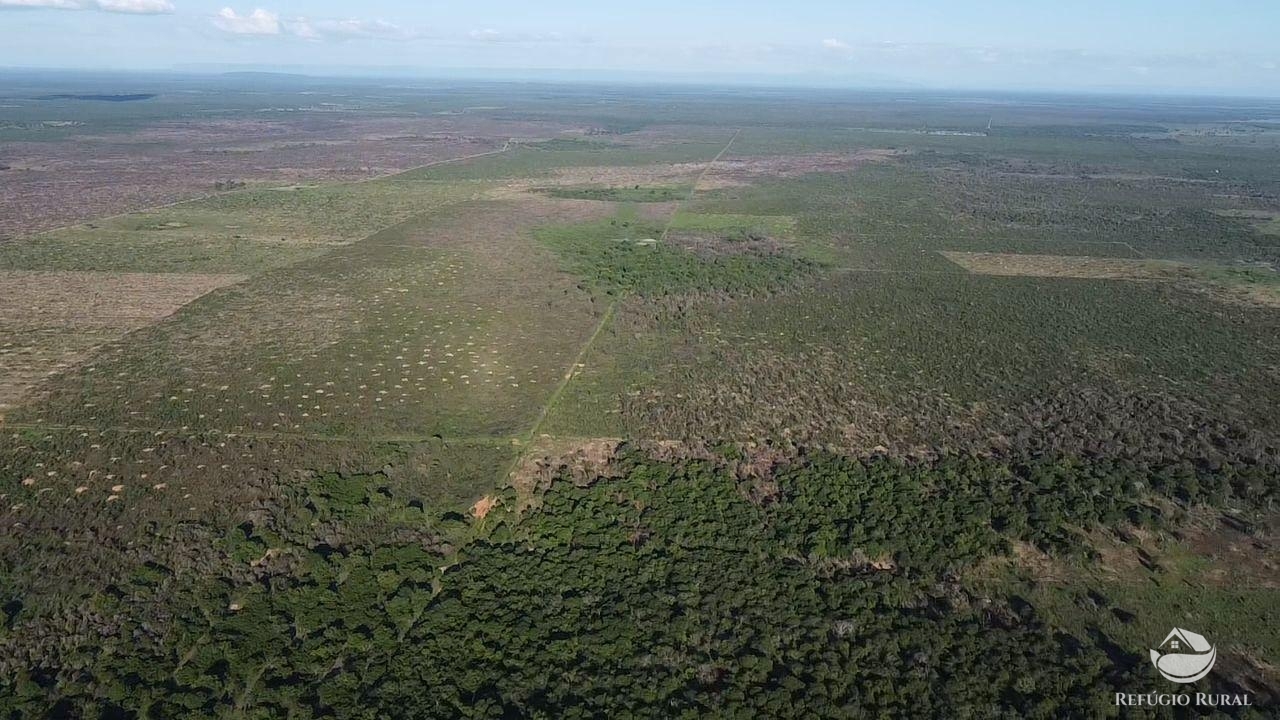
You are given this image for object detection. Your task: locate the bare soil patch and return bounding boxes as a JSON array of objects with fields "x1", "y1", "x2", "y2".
[
  {"x1": 1228, "y1": 282, "x2": 1280, "y2": 308},
  {"x1": 632, "y1": 201, "x2": 683, "y2": 223},
  {"x1": 470, "y1": 495, "x2": 499, "y2": 520}
]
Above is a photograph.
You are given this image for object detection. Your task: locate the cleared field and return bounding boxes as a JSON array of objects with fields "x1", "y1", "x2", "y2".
[
  {"x1": 943, "y1": 251, "x2": 1280, "y2": 307},
  {"x1": 0, "y1": 107, "x2": 551, "y2": 240},
  {"x1": 0, "y1": 271, "x2": 243, "y2": 415},
  {"x1": 940, "y1": 251, "x2": 1184, "y2": 279},
  {"x1": 0, "y1": 164, "x2": 483, "y2": 274},
  {"x1": 706, "y1": 147, "x2": 902, "y2": 185},
  {"x1": 10, "y1": 200, "x2": 615, "y2": 439},
  {"x1": 972, "y1": 512, "x2": 1280, "y2": 703}
]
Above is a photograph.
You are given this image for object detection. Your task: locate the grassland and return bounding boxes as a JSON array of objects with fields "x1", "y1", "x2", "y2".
[{"x1": 2, "y1": 78, "x2": 1280, "y2": 716}]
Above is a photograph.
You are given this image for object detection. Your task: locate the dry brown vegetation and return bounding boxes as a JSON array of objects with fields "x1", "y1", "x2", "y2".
[
  {"x1": 0, "y1": 115, "x2": 569, "y2": 240},
  {"x1": 0, "y1": 271, "x2": 243, "y2": 415},
  {"x1": 998, "y1": 510, "x2": 1280, "y2": 591},
  {"x1": 940, "y1": 251, "x2": 1182, "y2": 280},
  {"x1": 943, "y1": 250, "x2": 1280, "y2": 307},
  {"x1": 704, "y1": 148, "x2": 904, "y2": 187},
  {"x1": 509, "y1": 437, "x2": 623, "y2": 506},
  {"x1": 522, "y1": 149, "x2": 902, "y2": 194},
  {"x1": 539, "y1": 163, "x2": 705, "y2": 190},
  {"x1": 1223, "y1": 281, "x2": 1280, "y2": 308}
]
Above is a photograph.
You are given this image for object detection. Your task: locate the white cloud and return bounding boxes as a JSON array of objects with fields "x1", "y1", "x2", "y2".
[
  {"x1": 469, "y1": 28, "x2": 570, "y2": 43},
  {"x1": 0, "y1": 0, "x2": 172, "y2": 12},
  {"x1": 822, "y1": 38, "x2": 850, "y2": 51},
  {"x1": 212, "y1": 7, "x2": 280, "y2": 34},
  {"x1": 212, "y1": 7, "x2": 280, "y2": 35},
  {"x1": 213, "y1": 9, "x2": 417, "y2": 41},
  {"x1": 95, "y1": 0, "x2": 172, "y2": 12},
  {"x1": 288, "y1": 17, "x2": 319, "y2": 39},
  {"x1": 0, "y1": 0, "x2": 84, "y2": 8},
  {"x1": 294, "y1": 17, "x2": 417, "y2": 41}
]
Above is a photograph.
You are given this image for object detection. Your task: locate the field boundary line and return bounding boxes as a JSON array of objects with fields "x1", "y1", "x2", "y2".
[
  {"x1": 830, "y1": 266, "x2": 1182, "y2": 281},
  {"x1": 0, "y1": 422, "x2": 519, "y2": 446},
  {"x1": 2, "y1": 422, "x2": 690, "y2": 449},
  {"x1": 660, "y1": 128, "x2": 741, "y2": 243},
  {"x1": 831, "y1": 268, "x2": 967, "y2": 275},
  {"x1": 520, "y1": 299, "x2": 618, "y2": 444},
  {"x1": 851, "y1": 234, "x2": 1144, "y2": 250}
]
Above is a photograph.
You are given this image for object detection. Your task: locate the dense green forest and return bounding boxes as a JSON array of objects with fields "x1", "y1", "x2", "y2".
[{"x1": 3, "y1": 447, "x2": 1272, "y2": 718}]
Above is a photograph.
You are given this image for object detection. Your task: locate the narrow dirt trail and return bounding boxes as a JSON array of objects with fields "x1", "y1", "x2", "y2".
[{"x1": 506, "y1": 128, "x2": 742, "y2": 479}]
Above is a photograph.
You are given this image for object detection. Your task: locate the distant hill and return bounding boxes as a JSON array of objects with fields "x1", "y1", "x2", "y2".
[{"x1": 37, "y1": 93, "x2": 157, "y2": 102}]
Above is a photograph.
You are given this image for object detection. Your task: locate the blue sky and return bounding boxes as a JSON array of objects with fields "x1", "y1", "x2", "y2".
[{"x1": 1, "y1": 1, "x2": 1278, "y2": 94}]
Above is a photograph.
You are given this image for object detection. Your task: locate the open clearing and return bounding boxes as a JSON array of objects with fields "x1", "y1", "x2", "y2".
[
  {"x1": 0, "y1": 271, "x2": 243, "y2": 415},
  {"x1": 942, "y1": 250, "x2": 1280, "y2": 306},
  {"x1": 940, "y1": 251, "x2": 1185, "y2": 279}
]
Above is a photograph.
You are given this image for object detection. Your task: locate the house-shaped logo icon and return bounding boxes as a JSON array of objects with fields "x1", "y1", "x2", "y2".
[{"x1": 1150, "y1": 628, "x2": 1216, "y2": 683}]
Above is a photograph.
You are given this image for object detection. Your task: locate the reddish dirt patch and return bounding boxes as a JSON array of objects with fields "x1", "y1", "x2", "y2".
[{"x1": 471, "y1": 495, "x2": 499, "y2": 520}]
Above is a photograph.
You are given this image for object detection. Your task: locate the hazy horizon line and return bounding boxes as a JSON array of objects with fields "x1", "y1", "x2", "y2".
[{"x1": 3, "y1": 63, "x2": 1279, "y2": 102}]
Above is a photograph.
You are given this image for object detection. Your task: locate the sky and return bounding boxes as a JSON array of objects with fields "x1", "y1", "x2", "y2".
[{"x1": 1, "y1": 0, "x2": 1278, "y2": 95}]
